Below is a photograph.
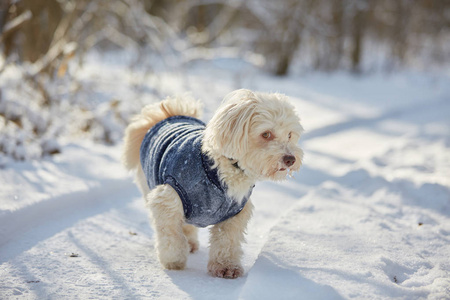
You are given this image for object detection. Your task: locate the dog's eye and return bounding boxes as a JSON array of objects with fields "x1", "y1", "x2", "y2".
[
  {"x1": 288, "y1": 132, "x2": 292, "y2": 140},
  {"x1": 261, "y1": 131, "x2": 272, "y2": 139}
]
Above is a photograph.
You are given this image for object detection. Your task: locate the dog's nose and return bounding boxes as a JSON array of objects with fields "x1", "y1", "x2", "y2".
[{"x1": 283, "y1": 155, "x2": 296, "y2": 167}]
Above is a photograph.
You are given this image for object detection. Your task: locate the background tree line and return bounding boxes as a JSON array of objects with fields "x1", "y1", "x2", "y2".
[{"x1": 1, "y1": 0, "x2": 448, "y2": 76}]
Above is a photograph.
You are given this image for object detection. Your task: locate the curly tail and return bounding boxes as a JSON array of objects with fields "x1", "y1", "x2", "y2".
[{"x1": 122, "y1": 94, "x2": 202, "y2": 171}]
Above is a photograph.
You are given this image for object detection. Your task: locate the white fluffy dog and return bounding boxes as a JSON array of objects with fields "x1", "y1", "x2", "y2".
[{"x1": 122, "y1": 89, "x2": 303, "y2": 278}]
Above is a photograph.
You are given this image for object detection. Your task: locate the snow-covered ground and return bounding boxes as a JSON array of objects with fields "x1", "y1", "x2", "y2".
[{"x1": 1, "y1": 53, "x2": 449, "y2": 299}]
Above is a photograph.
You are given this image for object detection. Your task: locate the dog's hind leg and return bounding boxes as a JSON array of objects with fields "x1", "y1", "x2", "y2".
[
  {"x1": 183, "y1": 224, "x2": 199, "y2": 253},
  {"x1": 208, "y1": 200, "x2": 254, "y2": 279},
  {"x1": 146, "y1": 185, "x2": 189, "y2": 270}
]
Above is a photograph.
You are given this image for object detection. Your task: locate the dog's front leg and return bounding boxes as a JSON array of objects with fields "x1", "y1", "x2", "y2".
[{"x1": 208, "y1": 200, "x2": 254, "y2": 279}]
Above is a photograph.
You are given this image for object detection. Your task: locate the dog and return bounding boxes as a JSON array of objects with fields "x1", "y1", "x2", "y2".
[{"x1": 122, "y1": 89, "x2": 303, "y2": 278}]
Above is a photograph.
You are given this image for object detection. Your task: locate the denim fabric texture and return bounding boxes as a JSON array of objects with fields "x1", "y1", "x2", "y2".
[{"x1": 140, "y1": 116, "x2": 252, "y2": 227}]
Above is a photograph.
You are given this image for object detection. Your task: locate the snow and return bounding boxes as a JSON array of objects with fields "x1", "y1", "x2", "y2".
[{"x1": 1, "y1": 52, "x2": 450, "y2": 299}]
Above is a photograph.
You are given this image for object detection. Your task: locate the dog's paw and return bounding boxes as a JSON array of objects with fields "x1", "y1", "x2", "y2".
[
  {"x1": 158, "y1": 247, "x2": 188, "y2": 270},
  {"x1": 208, "y1": 261, "x2": 244, "y2": 279},
  {"x1": 164, "y1": 260, "x2": 186, "y2": 270},
  {"x1": 188, "y1": 240, "x2": 199, "y2": 253}
]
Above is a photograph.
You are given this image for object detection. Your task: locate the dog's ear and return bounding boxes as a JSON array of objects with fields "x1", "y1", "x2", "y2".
[{"x1": 204, "y1": 89, "x2": 258, "y2": 158}]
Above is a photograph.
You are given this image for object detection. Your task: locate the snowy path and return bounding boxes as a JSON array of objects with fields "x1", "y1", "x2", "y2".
[
  {"x1": 0, "y1": 158, "x2": 304, "y2": 299},
  {"x1": 0, "y1": 165, "x2": 303, "y2": 299},
  {"x1": 1, "y1": 69, "x2": 450, "y2": 299}
]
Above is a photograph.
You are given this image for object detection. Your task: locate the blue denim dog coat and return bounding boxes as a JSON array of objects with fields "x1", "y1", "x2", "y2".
[{"x1": 140, "y1": 116, "x2": 252, "y2": 227}]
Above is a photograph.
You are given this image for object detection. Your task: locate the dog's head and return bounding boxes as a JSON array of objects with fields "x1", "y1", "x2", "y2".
[{"x1": 204, "y1": 89, "x2": 304, "y2": 181}]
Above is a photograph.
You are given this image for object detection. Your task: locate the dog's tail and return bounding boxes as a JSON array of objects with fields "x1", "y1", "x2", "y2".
[{"x1": 122, "y1": 94, "x2": 202, "y2": 171}]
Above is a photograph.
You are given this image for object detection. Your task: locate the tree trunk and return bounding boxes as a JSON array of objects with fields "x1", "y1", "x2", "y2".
[{"x1": 351, "y1": 6, "x2": 365, "y2": 73}]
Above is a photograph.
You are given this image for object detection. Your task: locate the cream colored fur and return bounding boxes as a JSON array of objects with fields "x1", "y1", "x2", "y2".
[{"x1": 122, "y1": 89, "x2": 303, "y2": 278}]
